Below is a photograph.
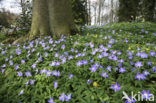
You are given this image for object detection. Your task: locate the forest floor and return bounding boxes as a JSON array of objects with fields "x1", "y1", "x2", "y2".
[{"x1": 0, "y1": 22, "x2": 156, "y2": 103}]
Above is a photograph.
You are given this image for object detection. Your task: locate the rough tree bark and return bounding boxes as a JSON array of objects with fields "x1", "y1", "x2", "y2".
[
  {"x1": 29, "y1": 0, "x2": 75, "y2": 40},
  {"x1": 30, "y1": 0, "x2": 50, "y2": 37}
]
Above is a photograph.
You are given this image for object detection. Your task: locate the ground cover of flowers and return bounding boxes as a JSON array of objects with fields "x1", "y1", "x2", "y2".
[{"x1": 0, "y1": 22, "x2": 156, "y2": 103}]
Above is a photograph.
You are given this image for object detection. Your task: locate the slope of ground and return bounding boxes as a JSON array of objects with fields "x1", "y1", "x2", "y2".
[{"x1": 0, "y1": 22, "x2": 156, "y2": 103}]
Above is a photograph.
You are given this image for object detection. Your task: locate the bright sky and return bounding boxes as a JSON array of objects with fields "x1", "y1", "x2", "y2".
[{"x1": 0, "y1": 0, "x2": 21, "y2": 14}]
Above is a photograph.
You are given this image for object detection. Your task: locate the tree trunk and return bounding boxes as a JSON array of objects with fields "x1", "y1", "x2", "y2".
[
  {"x1": 30, "y1": 0, "x2": 50, "y2": 38},
  {"x1": 94, "y1": 6, "x2": 97, "y2": 25},
  {"x1": 88, "y1": 0, "x2": 91, "y2": 25},
  {"x1": 98, "y1": 0, "x2": 102, "y2": 25},
  {"x1": 101, "y1": 0, "x2": 105, "y2": 24},
  {"x1": 110, "y1": 0, "x2": 114, "y2": 23},
  {"x1": 29, "y1": 0, "x2": 75, "y2": 39}
]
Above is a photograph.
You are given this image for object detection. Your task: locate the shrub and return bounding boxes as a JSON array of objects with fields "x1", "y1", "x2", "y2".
[{"x1": 0, "y1": 9, "x2": 17, "y2": 28}]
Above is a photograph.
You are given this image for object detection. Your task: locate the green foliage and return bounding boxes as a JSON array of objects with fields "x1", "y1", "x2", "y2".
[
  {"x1": 141, "y1": 0, "x2": 156, "y2": 22},
  {"x1": 72, "y1": 0, "x2": 87, "y2": 25},
  {"x1": 15, "y1": 0, "x2": 32, "y2": 33},
  {"x1": 0, "y1": 12, "x2": 9, "y2": 28},
  {"x1": 118, "y1": 0, "x2": 140, "y2": 22},
  {"x1": 0, "y1": 33, "x2": 6, "y2": 42},
  {"x1": 0, "y1": 9, "x2": 16, "y2": 28},
  {"x1": 0, "y1": 22, "x2": 156, "y2": 102},
  {"x1": 118, "y1": 0, "x2": 156, "y2": 22}
]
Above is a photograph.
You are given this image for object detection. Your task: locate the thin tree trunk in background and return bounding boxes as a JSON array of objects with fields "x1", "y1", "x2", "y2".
[
  {"x1": 85, "y1": 0, "x2": 88, "y2": 25},
  {"x1": 30, "y1": 0, "x2": 75, "y2": 39},
  {"x1": 94, "y1": 6, "x2": 97, "y2": 25},
  {"x1": 114, "y1": 1, "x2": 118, "y2": 22},
  {"x1": 110, "y1": 0, "x2": 114, "y2": 23},
  {"x1": 101, "y1": 0, "x2": 105, "y2": 24},
  {"x1": 87, "y1": 0, "x2": 91, "y2": 25},
  {"x1": 20, "y1": 0, "x2": 24, "y2": 13},
  {"x1": 98, "y1": 0, "x2": 102, "y2": 25}
]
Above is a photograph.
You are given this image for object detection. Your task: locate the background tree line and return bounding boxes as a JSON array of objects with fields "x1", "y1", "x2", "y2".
[
  {"x1": 88, "y1": 0, "x2": 156, "y2": 25},
  {"x1": 118, "y1": 0, "x2": 156, "y2": 22},
  {"x1": 0, "y1": 0, "x2": 155, "y2": 29},
  {"x1": 0, "y1": 0, "x2": 155, "y2": 37}
]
